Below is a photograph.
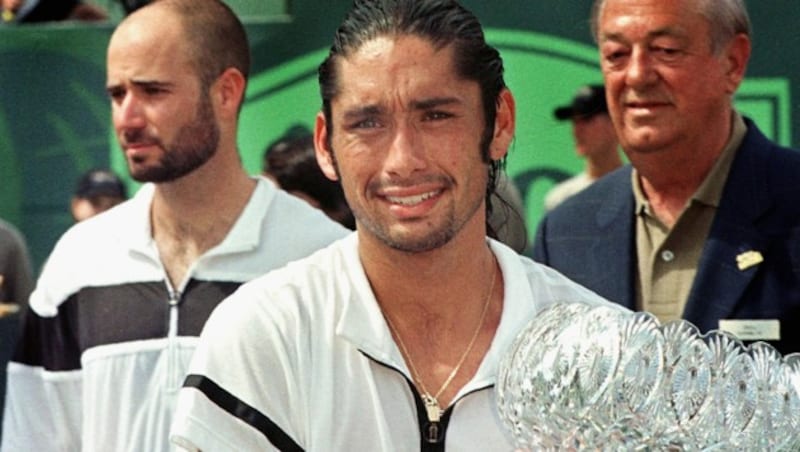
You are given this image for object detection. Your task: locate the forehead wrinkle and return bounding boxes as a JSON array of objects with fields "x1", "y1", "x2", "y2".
[
  {"x1": 333, "y1": 36, "x2": 466, "y2": 117},
  {"x1": 602, "y1": 25, "x2": 688, "y2": 43},
  {"x1": 339, "y1": 96, "x2": 462, "y2": 121},
  {"x1": 600, "y1": 1, "x2": 704, "y2": 40}
]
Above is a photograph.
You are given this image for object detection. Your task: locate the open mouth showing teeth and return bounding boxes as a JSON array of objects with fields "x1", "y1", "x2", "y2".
[{"x1": 385, "y1": 190, "x2": 440, "y2": 206}]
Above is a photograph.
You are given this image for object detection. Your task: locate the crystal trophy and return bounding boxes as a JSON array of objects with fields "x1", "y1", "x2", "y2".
[{"x1": 496, "y1": 302, "x2": 800, "y2": 450}]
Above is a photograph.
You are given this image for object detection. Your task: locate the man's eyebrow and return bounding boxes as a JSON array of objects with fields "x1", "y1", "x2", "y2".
[
  {"x1": 106, "y1": 79, "x2": 173, "y2": 91},
  {"x1": 342, "y1": 105, "x2": 384, "y2": 121},
  {"x1": 340, "y1": 97, "x2": 462, "y2": 120},
  {"x1": 411, "y1": 97, "x2": 461, "y2": 110},
  {"x1": 132, "y1": 79, "x2": 173, "y2": 89}
]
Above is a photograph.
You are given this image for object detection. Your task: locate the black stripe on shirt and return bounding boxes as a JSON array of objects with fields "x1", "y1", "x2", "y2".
[
  {"x1": 12, "y1": 280, "x2": 241, "y2": 370},
  {"x1": 183, "y1": 374, "x2": 304, "y2": 452},
  {"x1": 12, "y1": 295, "x2": 83, "y2": 370}
]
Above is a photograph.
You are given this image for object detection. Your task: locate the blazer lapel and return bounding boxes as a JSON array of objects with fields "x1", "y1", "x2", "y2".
[
  {"x1": 682, "y1": 123, "x2": 773, "y2": 331},
  {"x1": 683, "y1": 225, "x2": 769, "y2": 332},
  {"x1": 593, "y1": 167, "x2": 637, "y2": 310}
]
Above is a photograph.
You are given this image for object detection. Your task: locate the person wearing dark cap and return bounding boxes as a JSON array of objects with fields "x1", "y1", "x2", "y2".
[
  {"x1": 1, "y1": 0, "x2": 107, "y2": 23},
  {"x1": 534, "y1": 0, "x2": 800, "y2": 355},
  {"x1": 2, "y1": 2, "x2": 348, "y2": 450},
  {"x1": 70, "y1": 168, "x2": 129, "y2": 222},
  {"x1": 544, "y1": 84, "x2": 622, "y2": 211}
]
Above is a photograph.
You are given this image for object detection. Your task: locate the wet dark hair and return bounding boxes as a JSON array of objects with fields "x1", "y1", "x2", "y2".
[{"x1": 318, "y1": 0, "x2": 508, "y2": 238}]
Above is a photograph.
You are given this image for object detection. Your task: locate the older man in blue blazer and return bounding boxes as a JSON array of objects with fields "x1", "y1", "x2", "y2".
[{"x1": 533, "y1": 0, "x2": 800, "y2": 355}]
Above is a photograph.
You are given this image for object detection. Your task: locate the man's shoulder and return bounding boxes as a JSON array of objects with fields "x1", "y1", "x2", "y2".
[
  {"x1": 239, "y1": 234, "x2": 353, "y2": 299},
  {"x1": 730, "y1": 121, "x2": 800, "y2": 204},
  {"x1": 234, "y1": 178, "x2": 349, "y2": 266},
  {"x1": 546, "y1": 165, "x2": 632, "y2": 222},
  {"x1": 55, "y1": 197, "x2": 140, "y2": 253},
  {"x1": 259, "y1": 180, "x2": 350, "y2": 238},
  {"x1": 739, "y1": 118, "x2": 800, "y2": 168},
  {"x1": 0, "y1": 218, "x2": 26, "y2": 249},
  {"x1": 543, "y1": 172, "x2": 591, "y2": 210},
  {"x1": 210, "y1": 235, "x2": 355, "y2": 328}
]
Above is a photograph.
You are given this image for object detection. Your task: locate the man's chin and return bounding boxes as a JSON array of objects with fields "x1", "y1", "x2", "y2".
[
  {"x1": 383, "y1": 228, "x2": 456, "y2": 254},
  {"x1": 129, "y1": 168, "x2": 174, "y2": 184}
]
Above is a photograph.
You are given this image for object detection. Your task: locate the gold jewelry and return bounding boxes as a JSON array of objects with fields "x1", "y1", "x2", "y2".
[{"x1": 383, "y1": 254, "x2": 497, "y2": 423}]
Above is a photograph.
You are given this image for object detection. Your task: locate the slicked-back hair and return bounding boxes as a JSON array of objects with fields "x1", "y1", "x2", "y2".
[
  {"x1": 318, "y1": 0, "x2": 508, "y2": 237},
  {"x1": 590, "y1": 0, "x2": 751, "y2": 55},
  {"x1": 141, "y1": 0, "x2": 250, "y2": 98}
]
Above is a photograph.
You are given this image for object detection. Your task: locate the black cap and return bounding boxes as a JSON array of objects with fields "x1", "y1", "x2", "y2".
[
  {"x1": 553, "y1": 84, "x2": 608, "y2": 121},
  {"x1": 74, "y1": 169, "x2": 127, "y2": 200}
]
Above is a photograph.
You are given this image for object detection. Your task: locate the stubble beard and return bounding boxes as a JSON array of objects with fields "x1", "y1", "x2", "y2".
[
  {"x1": 361, "y1": 204, "x2": 460, "y2": 253},
  {"x1": 329, "y1": 135, "x2": 490, "y2": 254},
  {"x1": 128, "y1": 93, "x2": 220, "y2": 183},
  {"x1": 351, "y1": 173, "x2": 484, "y2": 254}
]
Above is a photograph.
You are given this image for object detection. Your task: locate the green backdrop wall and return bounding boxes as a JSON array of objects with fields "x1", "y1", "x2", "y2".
[{"x1": 1, "y1": 0, "x2": 798, "y2": 270}]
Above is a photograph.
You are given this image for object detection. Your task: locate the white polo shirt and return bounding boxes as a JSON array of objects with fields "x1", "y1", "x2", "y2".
[
  {"x1": 2, "y1": 177, "x2": 348, "y2": 452},
  {"x1": 170, "y1": 234, "x2": 612, "y2": 451}
]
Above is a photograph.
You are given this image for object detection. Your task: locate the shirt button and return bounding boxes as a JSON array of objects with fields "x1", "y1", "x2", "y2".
[{"x1": 661, "y1": 250, "x2": 675, "y2": 262}]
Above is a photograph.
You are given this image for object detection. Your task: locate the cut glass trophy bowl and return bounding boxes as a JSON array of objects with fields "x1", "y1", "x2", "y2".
[{"x1": 496, "y1": 302, "x2": 800, "y2": 451}]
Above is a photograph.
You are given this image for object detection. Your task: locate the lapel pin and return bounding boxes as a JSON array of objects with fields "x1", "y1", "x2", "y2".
[{"x1": 736, "y1": 250, "x2": 763, "y2": 271}]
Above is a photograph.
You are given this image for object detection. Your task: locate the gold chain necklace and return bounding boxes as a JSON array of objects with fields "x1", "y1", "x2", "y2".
[{"x1": 383, "y1": 256, "x2": 497, "y2": 424}]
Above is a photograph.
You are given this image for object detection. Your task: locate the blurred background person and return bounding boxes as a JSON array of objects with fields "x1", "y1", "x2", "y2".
[
  {"x1": 1, "y1": 0, "x2": 106, "y2": 23},
  {"x1": 0, "y1": 218, "x2": 32, "y2": 316},
  {"x1": 544, "y1": 84, "x2": 622, "y2": 211},
  {"x1": 263, "y1": 125, "x2": 356, "y2": 230},
  {"x1": 489, "y1": 172, "x2": 529, "y2": 253},
  {"x1": 0, "y1": 217, "x2": 34, "y2": 443},
  {"x1": 116, "y1": 0, "x2": 151, "y2": 15},
  {"x1": 2, "y1": 1, "x2": 349, "y2": 450},
  {"x1": 533, "y1": 0, "x2": 800, "y2": 355},
  {"x1": 70, "y1": 168, "x2": 128, "y2": 222}
]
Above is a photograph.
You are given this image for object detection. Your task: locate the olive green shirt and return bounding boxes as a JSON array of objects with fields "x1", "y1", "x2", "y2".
[{"x1": 634, "y1": 113, "x2": 747, "y2": 322}]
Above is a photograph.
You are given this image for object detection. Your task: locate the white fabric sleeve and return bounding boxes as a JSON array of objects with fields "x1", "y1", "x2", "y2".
[
  {"x1": 2, "y1": 363, "x2": 83, "y2": 451},
  {"x1": 170, "y1": 282, "x2": 306, "y2": 452},
  {"x1": 2, "y1": 238, "x2": 85, "y2": 452}
]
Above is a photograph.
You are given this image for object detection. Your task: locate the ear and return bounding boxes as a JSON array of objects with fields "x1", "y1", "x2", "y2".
[
  {"x1": 69, "y1": 198, "x2": 82, "y2": 221},
  {"x1": 489, "y1": 88, "x2": 516, "y2": 161},
  {"x1": 212, "y1": 67, "x2": 246, "y2": 119},
  {"x1": 314, "y1": 111, "x2": 339, "y2": 181},
  {"x1": 723, "y1": 33, "x2": 751, "y2": 94}
]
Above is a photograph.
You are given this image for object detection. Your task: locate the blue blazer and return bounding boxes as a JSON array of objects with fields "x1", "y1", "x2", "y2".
[{"x1": 532, "y1": 119, "x2": 800, "y2": 355}]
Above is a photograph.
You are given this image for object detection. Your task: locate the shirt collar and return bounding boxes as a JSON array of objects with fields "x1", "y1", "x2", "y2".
[
  {"x1": 632, "y1": 111, "x2": 747, "y2": 213},
  {"x1": 337, "y1": 237, "x2": 537, "y2": 393},
  {"x1": 126, "y1": 176, "x2": 274, "y2": 257},
  {"x1": 693, "y1": 112, "x2": 746, "y2": 207},
  {"x1": 204, "y1": 177, "x2": 275, "y2": 255}
]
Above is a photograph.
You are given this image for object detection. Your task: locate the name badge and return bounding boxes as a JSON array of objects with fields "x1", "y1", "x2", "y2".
[{"x1": 718, "y1": 319, "x2": 780, "y2": 341}]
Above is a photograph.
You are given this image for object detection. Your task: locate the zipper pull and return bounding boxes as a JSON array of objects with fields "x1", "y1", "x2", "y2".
[
  {"x1": 168, "y1": 289, "x2": 181, "y2": 307},
  {"x1": 422, "y1": 394, "x2": 441, "y2": 422},
  {"x1": 422, "y1": 394, "x2": 443, "y2": 444}
]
